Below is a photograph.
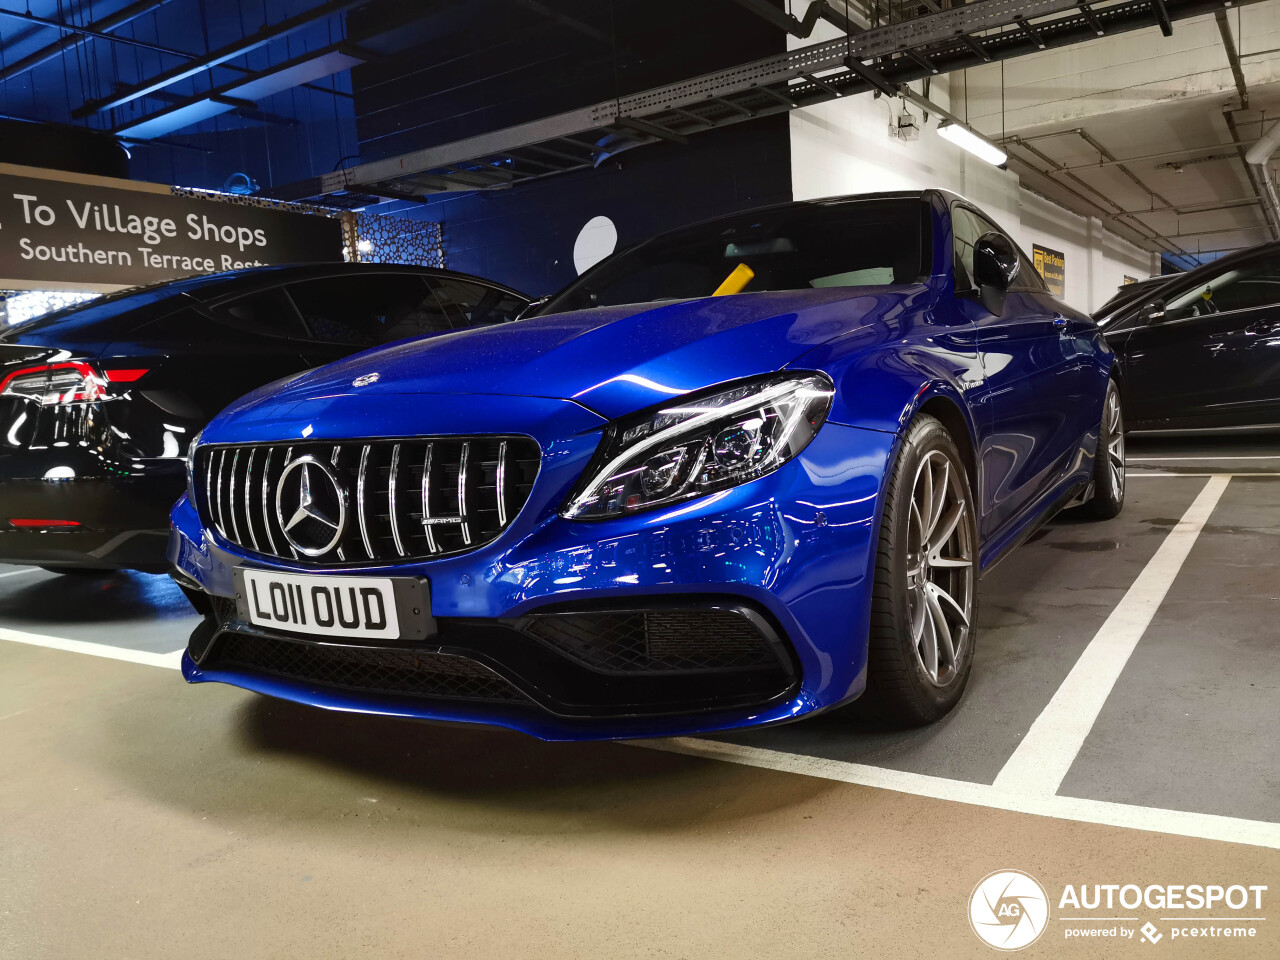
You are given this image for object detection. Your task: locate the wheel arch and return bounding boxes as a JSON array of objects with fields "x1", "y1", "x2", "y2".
[{"x1": 916, "y1": 394, "x2": 978, "y2": 494}]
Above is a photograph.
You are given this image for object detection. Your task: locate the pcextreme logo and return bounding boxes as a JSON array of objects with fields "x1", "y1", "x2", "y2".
[
  {"x1": 969, "y1": 870, "x2": 1050, "y2": 950},
  {"x1": 969, "y1": 871, "x2": 1269, "y2": 949}
]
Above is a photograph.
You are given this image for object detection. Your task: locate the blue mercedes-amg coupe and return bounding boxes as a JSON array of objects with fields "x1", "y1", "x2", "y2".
[{"x1": 168, "y1": 190, "x2": 1125, "y2": 740}]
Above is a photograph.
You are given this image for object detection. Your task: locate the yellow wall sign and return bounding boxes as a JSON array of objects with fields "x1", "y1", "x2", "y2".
[{"x1": 1032, "y1": 244, "x2": 1066, "y2": 298}]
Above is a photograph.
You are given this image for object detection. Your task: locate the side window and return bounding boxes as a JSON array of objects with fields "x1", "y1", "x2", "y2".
[
  {"x1": 951, "y1": 207, "x2": 983, "y2": 291},
  {"x1": 135, "y1": 290, "x2": 305, "y2": 344},
  {"x1": 1161, "y1": 258, "x2": 1280, "y2": 321},
  {"x1": 1199, "y1": 260, "x2": 1280, "y2": 313},
  {"x1": 428, "y1": 278, "x2": 527, "y2": 328},
  {"x1": 287, "y1": 275, "x2": 440, "y2": 346},
  {"x1": 1015, "y1": 254, "x2": 1046, "y2": 292},
  {"x1": 213, "y1": 289, "x2": 308, "y2": 339}
]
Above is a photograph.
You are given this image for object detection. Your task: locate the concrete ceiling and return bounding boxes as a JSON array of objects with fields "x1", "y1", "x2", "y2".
[{"x1": 1000, "y1": 85, "x2": 1280, "y2": 266}]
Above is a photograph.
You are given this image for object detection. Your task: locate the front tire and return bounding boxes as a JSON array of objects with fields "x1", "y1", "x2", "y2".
[
  {"x1": 1078, "y1": 379, "x2": 1125, "y2": 520},
  {"x1": 862, "y1": 414, "x2": 979, "y2": 726}
]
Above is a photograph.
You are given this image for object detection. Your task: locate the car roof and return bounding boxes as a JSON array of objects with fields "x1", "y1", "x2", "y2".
[
  {"x1": 176, "y1": 262, "x2": 527, "y2": 302},
  {"x1": 0, "y1": 263, "x2": 528, "y2": 344}
]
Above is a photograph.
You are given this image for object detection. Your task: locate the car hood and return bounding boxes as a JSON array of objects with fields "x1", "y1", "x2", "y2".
[{"x1": 224, "y1": 286, "x2": 927, "y2": 422}]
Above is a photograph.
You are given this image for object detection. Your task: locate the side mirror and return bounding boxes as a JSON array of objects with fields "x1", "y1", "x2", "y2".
[
  {"x1": 970, "y1": 232, "x2": 1019, "y2": 314},
  {"x1": 973, "y1": 233, "x2": 1020, "y2": 291},
  {"x1": 1140, "y1": 299, "x2": 1167, "y2": 323}
]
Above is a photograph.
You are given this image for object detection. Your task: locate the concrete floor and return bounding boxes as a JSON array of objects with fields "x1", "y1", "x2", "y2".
[{"x1": 1, "y1": 437, "x2": 1278, "y2": 959}]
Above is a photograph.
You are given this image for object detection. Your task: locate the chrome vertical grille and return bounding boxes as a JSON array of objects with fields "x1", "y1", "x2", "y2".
[{"x1": 194, "y1": 436, "x2": 540, "y2": 565}]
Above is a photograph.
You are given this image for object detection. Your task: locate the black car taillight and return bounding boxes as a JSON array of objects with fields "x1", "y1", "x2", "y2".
[{"x1": 0, "y1": 361, "x2": 107, "y2": 404}]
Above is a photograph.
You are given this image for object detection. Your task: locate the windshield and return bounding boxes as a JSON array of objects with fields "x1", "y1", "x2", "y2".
[{"x1": 542, "y1": 198, "x2": 930, "y2": 314}]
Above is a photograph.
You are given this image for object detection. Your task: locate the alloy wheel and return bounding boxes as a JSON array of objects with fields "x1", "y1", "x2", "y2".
[
  {"x1": 1106, "y1": 385, "x2": 1125, "y2": 499},
  {"x1": 904, "y1": 450, "x2": 975, "y2": 687}
]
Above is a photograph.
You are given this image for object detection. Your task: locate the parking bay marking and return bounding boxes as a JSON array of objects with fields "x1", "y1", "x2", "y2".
[
  {"x1": 0, "y1": 475, "x2": 1270, "y2": 849},
  {"x1": 11, "y1": 618, "x2": 1277, "y2": 851},
  {"x1": 0, "y1": 567, "x2": 43, "y2": 580},
  {"x1": 992, "y1": 474, "x2": 1231, "y2": 798},
  {"x1": 633, "y1": 736, "x2": 1280, "y2": 849},
  {"x1": 1128, "y1": 455, "x2": 1280, "y2": 461},
  {"x1": 0, "y1": 626, "x2": 184, "y2": 669}
]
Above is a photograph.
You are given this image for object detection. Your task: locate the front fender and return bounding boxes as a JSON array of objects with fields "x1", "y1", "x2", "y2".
[{"x1": 787, "y1": 314, "x2": 982, "y2": 446}]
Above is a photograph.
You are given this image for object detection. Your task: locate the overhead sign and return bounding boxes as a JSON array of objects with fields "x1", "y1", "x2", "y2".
[
  {"x1": 0, "y1": 164, "x2": 343, "y2": 292},
  {"x1": 1032, "y1": 243, "x2": 1066, "y2": 298}
]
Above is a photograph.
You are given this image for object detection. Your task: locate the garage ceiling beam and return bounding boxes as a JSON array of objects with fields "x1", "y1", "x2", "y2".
[
  {"x1": 112, "y1": 45, "x2": 366, "y2": 140},
  {"x1": 278, "y1": 0, "x2": 1268, "y2": 208},
  {"x1": 1151, "y1": 0, "x2": 1174, "y2": 36},
  {"x1": 0, "y1": 0, "x2": 171, "y2": 84},
  {"x1": 1214, "y1": 10, "x2": 1249, "y2": 106},
  {"x1": 1014, "y1": 16, "x2": 1048, "y2": 48},
  {"x1": 1077, "y1": 2, "x2": 1106, "y2": 36},
  {"x1": 843, "y1": 56, "x2": 900, "y2": 97},
  {"x1": 71, "y1": 0, "x2": 363, "y2": 118},
  {"x1": 0, "y1": 7, "x2": 184, "y2": 59}
]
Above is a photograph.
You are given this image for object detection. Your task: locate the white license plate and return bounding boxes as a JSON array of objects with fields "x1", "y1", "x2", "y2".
[{"x1": 241, "y1": 570, "x2": 400, "y2": 640}]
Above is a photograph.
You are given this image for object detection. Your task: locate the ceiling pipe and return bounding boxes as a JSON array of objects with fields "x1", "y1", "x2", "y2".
[
  {"x1": 1211, "y1": 11, "x2": 1280, "y2": 240},
  {"x1": 1225, "y1": 109, "x2": 1280, "y2": 240}
]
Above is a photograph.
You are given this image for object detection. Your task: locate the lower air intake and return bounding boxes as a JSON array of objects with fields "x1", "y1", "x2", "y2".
[
  {"x1": 212, "y1": 633, "x2": 530, "y2": 703},
  {"x1": 520, "y1": 607, "x2": 783, "y2": 675}
]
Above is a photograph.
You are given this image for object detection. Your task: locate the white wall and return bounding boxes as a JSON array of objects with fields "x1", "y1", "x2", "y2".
[
  {"x1": 787, "y1": 24, "x2": 1158, "y2": 312},
  {"x1": 1015, "y1": 190, "x2": 1158, "y2": 310}
]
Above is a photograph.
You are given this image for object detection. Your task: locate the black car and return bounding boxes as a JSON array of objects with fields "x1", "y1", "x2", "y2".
[
  {"x1": 1093, "y1": 274, "x2": 1172, "y2": 325},
  {"x1": 1101, "y1": 242, "x2": 1280, "y2": 431},
  {"x1": 0, "y1": 264, "x2": 529, "y2": 573}
]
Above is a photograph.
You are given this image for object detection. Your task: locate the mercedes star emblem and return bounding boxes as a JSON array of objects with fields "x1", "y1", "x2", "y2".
[{"x1": 274, "y1": 455, "x2": 347, "y2": 556}]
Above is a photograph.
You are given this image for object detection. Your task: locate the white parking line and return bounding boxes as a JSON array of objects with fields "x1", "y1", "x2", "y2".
[
  {"x1": 0, "y1": 472, "x2": 1268, "y2": 851},
  {"x1": 634, "y1": 738, "x2": 1280, "y2": 850},
  {"x1": 1128, "y1": 455, "x2": 1280, "y2": 461},
  {"x1": 0, "y1": 626, "x2": 184, "y2": 669},
  {"x1": 992, "y1": 475, "x2": 1231, "y2": 798},
  {"x1": 1129, "y1": 472, "x2": 1280, "y2": 477},
  {"x1": 0, "y1": 567, "x2": 43, "y2": 580}
]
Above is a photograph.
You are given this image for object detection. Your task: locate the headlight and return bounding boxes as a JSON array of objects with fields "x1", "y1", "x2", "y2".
[{"x1": 562, "y1": 373, "x2": 834, "y2": 520}]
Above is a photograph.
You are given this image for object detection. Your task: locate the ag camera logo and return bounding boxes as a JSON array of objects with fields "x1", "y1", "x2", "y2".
[{"x1": 970, "y1": 869, "x2": 1050, "y2": 950}]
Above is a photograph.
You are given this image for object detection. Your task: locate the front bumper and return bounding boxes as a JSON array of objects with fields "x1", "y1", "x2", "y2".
[{"x1": 169, "y1": 420, "x2": 894, "y2": 740}]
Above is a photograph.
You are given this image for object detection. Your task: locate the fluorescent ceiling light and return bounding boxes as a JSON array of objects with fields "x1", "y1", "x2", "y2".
[{"x1": 937, "y1": 122, "x2": 1007, "y2": 166}]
